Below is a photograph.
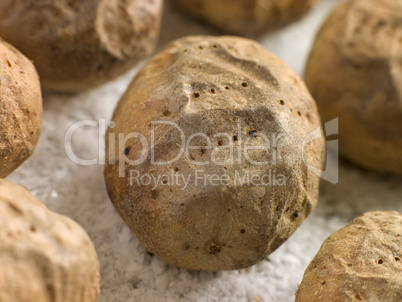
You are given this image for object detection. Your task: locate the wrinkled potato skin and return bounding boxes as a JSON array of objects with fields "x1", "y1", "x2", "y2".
[
  {"x1": 0, "y1": 39, "x2": 42, "y2": 178},
  {"x1": 0, "y1": 179, "x2": 100, "y2": 302},
  {"x1": 171, "y1": 0, "x2": 318, "y2": 36},
  {"x1": 104, "y1": 36, "x2": 325, "y2": 271},
  {"x1": 296, "y1": 211, "x2": 402, "y2": 302},
  {"x1": 0, "y1": 0, "x2": 163, "y2": 91},
  {"x1": 305, "y1": 0, "x2": 402, "y2": 174}
]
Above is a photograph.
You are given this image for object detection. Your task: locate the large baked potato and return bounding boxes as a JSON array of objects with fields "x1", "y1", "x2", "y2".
[{"x1": 105, "y1": 35, "x2": 325, "y2": 271}]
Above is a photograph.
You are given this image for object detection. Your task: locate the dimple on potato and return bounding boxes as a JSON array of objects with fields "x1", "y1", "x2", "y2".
[
  {"x1": 0, "y1": 179, "x2": 100, "y2": 302},
  {"x1": 104, "y1": 35, "x2": 325, "y2": 271},
  {"x1": 0, "y1": 38, "x2": 42, "y2": 178},
  {"x1": 296, "y1": 211, "x2": 402, "y2": 302},
  {"x1": 305, "y1": 0, "x2": 402, "y2": 174},
  {"x1": 170, "y1": 0, "x2": 318, "y2": 36},
  {"x1": 0, "y1": 0, "x2": 163, "y2": 91}
]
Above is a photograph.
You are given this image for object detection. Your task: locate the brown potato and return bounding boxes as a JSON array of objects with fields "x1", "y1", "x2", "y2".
[
  {"x1": 296, "y1": 211, "x2": 402, "y2": 302},
  {"x1": 0, "y1": 38, "x2": 42, "y2": 178},
  {"x1": 0, "y1": 0, "x2": 163, "y2": 91},
  {"x1": 305, "y1": 0, "x2": 402, "y2": 174},
  {"x1": 104, "y1": 35, "x2": 325, "y2": 271},
  {"x1": 171, "y1": 0, "x2": 318, "y2": 36},
  {"x1": 0, "y1": 179, "x2": 100, "y2": 302}
]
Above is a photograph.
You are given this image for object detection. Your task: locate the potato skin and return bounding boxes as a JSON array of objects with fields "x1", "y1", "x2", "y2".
[
  {"x1": 296, "y1": 211, "x2": 402, "y2": 302},
  {"x1": 0, "y1": 179, "x2": 100, "y2": 302},
  {"x1": 0, "y1": 39, "x2": 42, "y2": 178},
  {"x1": 104, "y1": 36, "x2": 325, "y2": 271},
  {"x1": 171, "y1": 0, "x2": 318, "y2": 36},
  {"x1": 305, "y1": 0, "x2": 402, "y2": 174},
  {"x1": 0, "y1": 0, "x2": 163, "y2": 91}
]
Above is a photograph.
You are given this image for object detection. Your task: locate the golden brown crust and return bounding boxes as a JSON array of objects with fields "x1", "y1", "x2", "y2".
[
  {"x1": 0, "y1": 0, "x2": 163, "y2": 92},
  {"x1": 296, "y1": 211, "x2": 402, "y2": 302},
  {"x1": 170, "y1": 0, "x2": 318, "y2": 36},
  {"x1": 0, "y1": 38, "x2": 42, "y2": 178},
  {"x1": 305, "y1": 0, "x2": 402, "y2": 174},
  {"x1": 104, "y1": 35, "x2": 325, "y2": 271},
  {"x1": 0, "y1": 179, "x2": 100, "y2": 302}
]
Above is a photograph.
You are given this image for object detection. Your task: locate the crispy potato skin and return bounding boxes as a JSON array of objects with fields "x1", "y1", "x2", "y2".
[
  {"x1": 0, "y1": 179, "x2": 100, "y2": 302},
  {"x1": 171, "y1": 0, "x2": 318, "y2": 36},
  {"x1": 305, "y1": 0, "x2": 402, "y2": 174},
  {"x1": 104, "y1": 36, "x2": 325, "y2": 271},
  {"x1": 0, "y1": 39, "x2": 42, "y2": 178},
  {"x1": 0, "y1": 0, "x2": 163, "y2": 91},
  {"x1": 296, "y1": 211, "x2": 402, "y2": 302}
]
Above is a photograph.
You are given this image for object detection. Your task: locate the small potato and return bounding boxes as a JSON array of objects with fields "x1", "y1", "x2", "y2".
[
  {"x1": 296, "y1": 211, "x2": 402, "y2": 302},
  {"x1": 305, "y1": 0, "x2": 402, "y2": 174},
  {"x1": 171, "y1": 0, "x2": 318, "y2": 36},
  {"x1": 0, "y1": 179, "x2": 100, "y2": 302},
  {"x1": 0, "y1": 38, "x2": 42, "y2": 178},
  {"x1": 0, "y1": 0, "x2": 163, "y2": 91},
  {"x1": 104, "y1": 36, "x2": 325, "y2": 271}
]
